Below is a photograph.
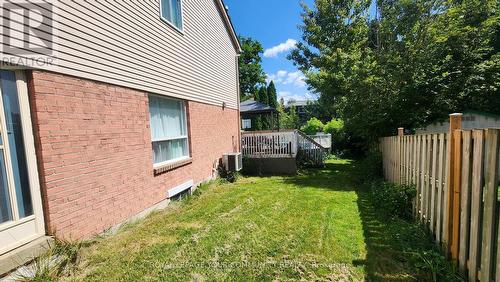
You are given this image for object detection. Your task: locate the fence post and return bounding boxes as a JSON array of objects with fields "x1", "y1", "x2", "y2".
[{"x1": 446, "y1": 113, "x2": 462, "y2": 260}]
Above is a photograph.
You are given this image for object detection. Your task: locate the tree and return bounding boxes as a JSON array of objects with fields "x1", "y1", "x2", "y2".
[
  {"x1": 253, "y1": 87, "x2": 272, "y2": 130},
  {"x1": 267, "y1": 81, "x2": 278, "y2": 108},
  {"x1": 254, "y1": 86, "x2": 262, "y2": 102},
  {"x1": 304, "y1": 99, "x2": 336, "y2": 124},
  {"x1": 289, "y1": 0, "x2": 499, "y2": 148},
  {"x1": 324, "y1": 119, "x2": 348, "y2": 154},
  {"x1": 256, "y1": 86, "x2": 268, "y2": 105},
  {"x1": 278, "y1": 101, "x2": 300, "y2": 129},
  {"x1": 238, "y1": 36, "x2": 266, "y2": 100},
  {"x1": 253, "y1": 116, "x2": 263, "y2": 131}
]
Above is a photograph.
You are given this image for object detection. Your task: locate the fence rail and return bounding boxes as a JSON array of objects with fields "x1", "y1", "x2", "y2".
[{"x1": 380, "y1": 126, "x2": 500, "y2": 281}]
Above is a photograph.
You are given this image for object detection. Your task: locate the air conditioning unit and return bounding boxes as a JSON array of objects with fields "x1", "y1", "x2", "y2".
[{"x1": 223, "y1": 152, "x2": 243, "y2": 172}]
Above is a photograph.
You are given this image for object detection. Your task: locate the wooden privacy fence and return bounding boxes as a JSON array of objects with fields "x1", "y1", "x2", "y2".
[{"x1": 380, "y1": 116, "x2": 500, "y2": 282}]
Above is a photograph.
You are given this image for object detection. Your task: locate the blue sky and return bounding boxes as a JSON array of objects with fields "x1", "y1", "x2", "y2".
[{"x1": 224, "y1": 0, "x2": 316, "y2": 103}]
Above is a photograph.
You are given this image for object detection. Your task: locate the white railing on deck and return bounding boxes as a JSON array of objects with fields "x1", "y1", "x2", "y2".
[
  {"x1": 297, "y1": 131, "x2": 327, "y2": 166},
  {"x1": 241, "y1": 130, "x2": 297, "y2": 158},
  {"x1": 241, "y1": 130, "x2": 327, "y2": 166}
]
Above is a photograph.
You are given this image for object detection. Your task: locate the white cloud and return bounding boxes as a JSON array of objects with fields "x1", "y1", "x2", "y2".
[
  {"x1": 277, "y1": 70, "x2": 288, "y2": 77},
  {"x1": 263, "y1": 39, "x2": 297, "y2": 58},
  {"x1": 266, "y1": 69, "x2": 288, "y2": 84},
  {"x1": 266, "y1": 70, "x2": 306, "y2": 87},
  {"x1": 283, "y1": 71, "x2": 306, "y2": 87}
]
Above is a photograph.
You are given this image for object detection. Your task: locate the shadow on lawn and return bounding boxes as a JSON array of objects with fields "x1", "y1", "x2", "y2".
[
  {"x1": 284, "y1": 160, "x2": 431, "y2": 281},
  {"x1": 354, "y1": 185, "x2": 429, "y2": 281},
  {"x1": 283, "y1": 161, "x2": 358, "y2": 191}
]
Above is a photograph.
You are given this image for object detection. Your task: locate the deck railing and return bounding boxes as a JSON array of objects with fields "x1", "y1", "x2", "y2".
[
  {"x1": 241, "y1": 130, "x2": 327, "y2": 166},
  {"x1": 297, "y1": 131, "x2": 327, "y2": 166},
  {"x1": 241, "y1": 130, "x2": 297, "y2": 158}
]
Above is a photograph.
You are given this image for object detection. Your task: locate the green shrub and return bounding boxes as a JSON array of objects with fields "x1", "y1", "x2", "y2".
[
  {"x1": 323, "y1": 118, "x2": 343, "y2": 134},
  {"x1": 370, "y1": 181, "x2": 416, "y2": 219},
  {"x1": 300, "y1": 117, "x2": 324, "y2": 135},
  {"x1": 324, "y1": 118, "x2": 349, "y2": 155},
  {"x1": 217, "y1": 164, "x2": 240, "y2": 183}
]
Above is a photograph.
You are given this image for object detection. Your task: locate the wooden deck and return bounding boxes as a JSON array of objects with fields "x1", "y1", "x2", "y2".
[{"x1": 241, "y1": 130, "x2": 327, "y2": 167}]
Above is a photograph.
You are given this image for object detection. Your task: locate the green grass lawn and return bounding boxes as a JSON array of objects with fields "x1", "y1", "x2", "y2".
[{"x1": 58, "y1": 159, "x2": 445, "y2": 281}]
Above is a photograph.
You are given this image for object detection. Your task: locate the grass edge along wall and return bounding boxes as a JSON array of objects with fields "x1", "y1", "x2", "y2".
[{"x1": 27, "y1": 69, "x2": 240, "y2": 240}]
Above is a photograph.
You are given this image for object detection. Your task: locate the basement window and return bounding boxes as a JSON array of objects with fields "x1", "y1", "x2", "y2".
[{"x1": 148, "y1": 95, "x2": 190, "y2": 167}]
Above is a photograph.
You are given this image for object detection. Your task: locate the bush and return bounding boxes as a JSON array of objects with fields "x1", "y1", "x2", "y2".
[
  {"x1": 370, "y1": 181, "x2": 416, "y2": 219},
  {"x1": 300, "y1": 117, "x2": 324, "y2": 135},
  {"x1": 324, "y1": 118, "x2": 349, "y2": 155},
  {"x1": 216, "y1": 160, "x2": 240, "y2": 183}
]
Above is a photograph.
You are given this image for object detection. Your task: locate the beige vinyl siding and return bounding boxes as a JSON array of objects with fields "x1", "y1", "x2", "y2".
[{"x1": 1, "y1": 0, "x2": 239, "y2": 109}]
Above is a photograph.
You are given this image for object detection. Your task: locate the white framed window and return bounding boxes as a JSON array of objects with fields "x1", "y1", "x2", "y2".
[
  {"x1": 149, "y1": 95, "x2": 189, "y2": 166},
  {"x1": 242, "y1": 119, "x2": 251, "y2": 129},
  {"x1": 160, "y1": 0, "x2": 183, "y2": 31}
]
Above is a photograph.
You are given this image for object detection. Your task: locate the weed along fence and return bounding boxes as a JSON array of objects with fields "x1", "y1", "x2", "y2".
[{"x1": 380, "y1": 114, "x2": 500, "y2": 282}]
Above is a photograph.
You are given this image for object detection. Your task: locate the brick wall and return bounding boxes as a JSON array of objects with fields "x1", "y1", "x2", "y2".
[{"x1": 27, "y1": 70, "x2": 240, "y2": 239}]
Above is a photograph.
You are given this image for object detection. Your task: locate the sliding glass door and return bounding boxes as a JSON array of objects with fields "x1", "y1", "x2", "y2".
[{"x1": 0, "y1": 70, "x2": 44, "y2": 254}]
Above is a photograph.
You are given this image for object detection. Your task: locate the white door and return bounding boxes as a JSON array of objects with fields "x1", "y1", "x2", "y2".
[{"x1": 0, "y1": 70, "x2": 45, "y2": 255}]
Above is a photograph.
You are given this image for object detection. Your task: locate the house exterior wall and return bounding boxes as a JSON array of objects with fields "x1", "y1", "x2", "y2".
[
  {"x1": 1, "y1": 0, "x2": 240, "y2": 109},
  {"x1": 27, "y1": 70, "x2": 239, "y2": 239},
  {"x1": 240, "y1": 112, "x2": 279, "y2": 131}
]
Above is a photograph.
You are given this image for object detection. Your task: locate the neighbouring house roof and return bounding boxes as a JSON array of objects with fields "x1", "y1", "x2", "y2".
[
  {"x1": 217, "y1": 0, "x2": 242, "y2": 53},
  {"x1": 285, "y1": 100, "x2": 314, "y2": 108},
  {"x1": 240, "y1": 99, "x2": 277, "y2": 114}
]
